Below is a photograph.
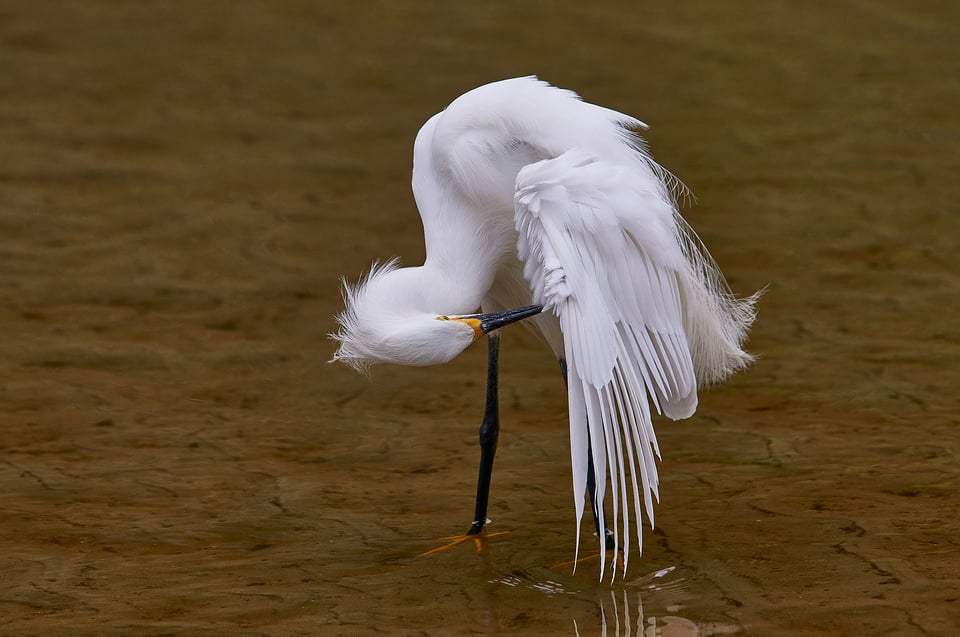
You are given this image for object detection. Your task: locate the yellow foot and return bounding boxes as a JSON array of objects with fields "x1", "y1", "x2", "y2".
[
  {"x1": 551, "y1": 549, "x2": 624, "y2": 572},
  {"x1": 419, "y1": 530, "x2": 509, "y2": 557}
]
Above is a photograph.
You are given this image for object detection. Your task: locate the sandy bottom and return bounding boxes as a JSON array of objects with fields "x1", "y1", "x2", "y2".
[{"x1": 2, "y1": 2, "x2": 958, "y2": 635}]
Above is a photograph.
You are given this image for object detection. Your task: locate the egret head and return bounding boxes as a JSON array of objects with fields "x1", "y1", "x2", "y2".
[{"x1": 330, "y1": 260, "x2": 542, "y2": 372}]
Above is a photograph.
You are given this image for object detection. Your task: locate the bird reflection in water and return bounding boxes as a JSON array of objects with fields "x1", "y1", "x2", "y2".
[
  {"x1": 490, "y1": 566, "x2": 741, "y2": 636},
  {"x1": 583, "y1": 590, "x2": 740, "y2": 637}
]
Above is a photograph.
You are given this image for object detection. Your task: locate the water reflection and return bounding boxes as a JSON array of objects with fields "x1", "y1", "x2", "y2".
[
  {"x1": 585, "y1": 589, "x2": 741, "y2": 637},
  {"x1": 489, "y1": 565, "x2": 741, "y2": 636}
]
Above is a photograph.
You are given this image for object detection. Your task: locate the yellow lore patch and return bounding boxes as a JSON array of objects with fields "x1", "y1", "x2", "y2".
[{"x1": 436, "y1": 315, "x2": 483, "y2": 341}]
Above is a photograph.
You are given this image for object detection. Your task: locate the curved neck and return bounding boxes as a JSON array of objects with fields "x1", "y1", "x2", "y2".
[
  {"x1": 369, "y1": 261, "x2": 484, "y2": 321},
  {"x1": 412, "y1": 118, "x2": 512, "y2": 315}
]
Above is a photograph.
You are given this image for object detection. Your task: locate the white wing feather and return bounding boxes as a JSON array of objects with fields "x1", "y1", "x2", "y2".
[{"x1": 515, "y1": 149, "x2": 700, "y2": 580}]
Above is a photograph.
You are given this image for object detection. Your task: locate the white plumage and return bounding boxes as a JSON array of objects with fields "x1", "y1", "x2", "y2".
[{"x1": 332, "y1": 76, "x2": 757, "y2": 579}]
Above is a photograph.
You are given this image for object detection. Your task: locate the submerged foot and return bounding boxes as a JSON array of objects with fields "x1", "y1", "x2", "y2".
[
  {"x1": 551, "y1": 529, "x2": 619, "y2": 571},
  {"x1": 602, "y1": 528, "x2": 616, "y2": 550},
  {"x1": 551, "y1": 546, "x2": 624, "y2": 572}
]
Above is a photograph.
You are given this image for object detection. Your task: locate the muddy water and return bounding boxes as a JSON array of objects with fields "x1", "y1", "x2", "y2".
[{"x1": 2, "y1": 2, "x2": 958, "y2": 635}]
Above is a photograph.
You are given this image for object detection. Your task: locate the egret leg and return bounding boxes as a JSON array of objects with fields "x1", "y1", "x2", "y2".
[
  {"x1": 467, "y1": 332, "x2": 501, "y2": 536},
  {"x1": 559, "y1": 358, "x2": 616, "y2": 550}
]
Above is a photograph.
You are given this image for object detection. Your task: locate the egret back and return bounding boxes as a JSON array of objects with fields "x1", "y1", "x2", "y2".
[{"x1": 430, "y1": 77, "x2": 669, "y2": 210}]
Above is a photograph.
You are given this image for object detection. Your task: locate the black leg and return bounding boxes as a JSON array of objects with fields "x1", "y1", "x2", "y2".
[
  {"x1": 559, "y1": 358, "x2": 615, "y2": 550},
  {"x1": 467, "y1": 333, "x2": 501, "y2": 535}
]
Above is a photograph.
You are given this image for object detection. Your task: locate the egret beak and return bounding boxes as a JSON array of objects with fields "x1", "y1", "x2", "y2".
[
  {"x1": 437, "y1": 305, "x2": 543, "y2": 340},
  {"x1": 476, "y1": 304, "x2": 544, "y2": 334}
]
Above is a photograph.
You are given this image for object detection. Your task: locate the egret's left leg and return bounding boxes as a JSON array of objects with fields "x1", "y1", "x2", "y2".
[
  {"x1": 467, "y1": 332, "x2": 501, "y2": 536},
  {"x1": 421, "y1": 334, "x2": 506, "y2": 557}
]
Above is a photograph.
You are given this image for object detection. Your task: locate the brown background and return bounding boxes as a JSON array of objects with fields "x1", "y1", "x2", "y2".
[{"x1": 1, "y1": 1, "x2": 958, "y2": 635}]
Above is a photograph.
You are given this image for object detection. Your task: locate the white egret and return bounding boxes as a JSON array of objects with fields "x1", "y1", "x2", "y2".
[{"x1": 331, "y1": 77, "x2": 757, "y2": 580}]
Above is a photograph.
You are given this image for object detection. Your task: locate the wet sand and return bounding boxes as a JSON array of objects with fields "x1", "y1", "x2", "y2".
[{"x1": 2, "y1": 2, "x2": 958, "y2": 635}]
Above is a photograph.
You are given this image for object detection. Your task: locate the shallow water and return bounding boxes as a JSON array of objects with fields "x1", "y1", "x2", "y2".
[{"x1": 2, "y1": 1, "x2": 958, "y2": 635}]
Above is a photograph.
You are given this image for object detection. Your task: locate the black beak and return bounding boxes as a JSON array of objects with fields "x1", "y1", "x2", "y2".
[{"x1": 476, "y1": 305, "x2": 544, "y2": 334}]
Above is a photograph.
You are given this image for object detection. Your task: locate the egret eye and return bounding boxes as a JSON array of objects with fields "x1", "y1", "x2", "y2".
[{"x1": 436, "y1": 315, "x2": 450, "y2": 321}]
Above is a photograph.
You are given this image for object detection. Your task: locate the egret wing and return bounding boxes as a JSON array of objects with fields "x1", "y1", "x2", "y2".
[{"x1": 514, "y1": 149, "x2": 697, "y2": 579}]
